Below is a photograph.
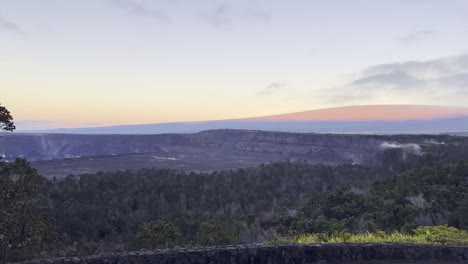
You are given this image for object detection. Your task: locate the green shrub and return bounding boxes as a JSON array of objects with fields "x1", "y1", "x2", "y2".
[
  {"x1": 272, "y1": 225, "x2": 468, "y2": 245},
  {"x1": 413, "y1": 225, "x2": 468, "y2": 245}
]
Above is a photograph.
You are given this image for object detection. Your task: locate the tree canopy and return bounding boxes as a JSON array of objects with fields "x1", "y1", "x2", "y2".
[
  {"x1": 0, "y1": 103, "x2": 15, "y2": 132},
  {"x1": 0, "y1": 103, "x2": 51, "y2": 263}
]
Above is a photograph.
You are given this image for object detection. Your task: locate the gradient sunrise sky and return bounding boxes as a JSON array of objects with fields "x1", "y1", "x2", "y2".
[{"x1": 1, "y1": 0, "x2": 468, "y2": 130}]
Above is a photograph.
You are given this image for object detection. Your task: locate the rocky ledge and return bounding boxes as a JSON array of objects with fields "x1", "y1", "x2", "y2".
[{"x1": 21, "y1": 243, "x2": 468, "y2": 263}]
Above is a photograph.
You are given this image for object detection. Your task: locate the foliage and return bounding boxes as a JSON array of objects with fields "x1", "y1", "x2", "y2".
[
  {"x1": 270, "y1": 225, "x2": 468, "y2": 245},
  {"x1": 196, "y1": 222, "x2": 238, "y2": 246},
  {"x1": 0, "y1": 159, "x2": 52, "y2": 263},
  {"x1": 0, "y1": 103, "x2": 15, "y2": 132},
  {"x1": 135, "y1": 221, "x2": 182, "y2": 249},
  {"x1": 44, "y1": 162, "x2": 382, "y2": 250},
  {"x1": 0, "y1": 103, "x2": 56, "y2": 263},
  {"x1": 412, "y1": 225, "x2": 468, "y2": 245}
]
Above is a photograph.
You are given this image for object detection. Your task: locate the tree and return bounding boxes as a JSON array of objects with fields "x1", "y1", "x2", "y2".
[
  {"x1": 135, "y1": 221, "x2": 182, "y2": 249},
  {"x1": 0, "y1": 159, "x2": 49, "y2": 262},
  {"x1": 0, "y1": 104, "x2": 15, "y2": 132},
  {"x1": 196, "y1": 222, "x2": 237, "y2": 246},
  {"x1": 0, "y1": 103, "x2": 50, "y2": 263}
]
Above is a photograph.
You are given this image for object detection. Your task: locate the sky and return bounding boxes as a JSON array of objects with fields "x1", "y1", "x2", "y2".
[{"x1": 1, "y1": 0, "x2": 468, "y2": 130}]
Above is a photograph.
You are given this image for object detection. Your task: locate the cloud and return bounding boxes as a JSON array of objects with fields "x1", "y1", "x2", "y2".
[
  {"x1": 110, "y1": 1, "x2": 270, "y2": 28},
  {"x1": 257, "y1": 81, "x2": 287, "y2": 96},
  {"x1": 362, "y1": 54, "x2": 468, "y2": 79},
  {"x1": 111, "y1": 0, "x2": 170, "y2": 22},
  {"x1": 399, "y1": 30, "x2": 436, "y2": 43},
  {"x1": 205, "y1": 3, "x2": 230, "y2": 27},
  {"x1": 351, "y1": 71, "x2": 424, "y2": 89},
  {"x1": 245, "y1": 8, "x2": 271, "y2": 23},
  {"x1": 0, "y1": 16, "x2": 24, "y2": 34},
  {"x1": 325, "y1": 54, "x2": 468, "y2": 105},
  {"x1": 203, "y1": 2, "x2": 271, "y2": 28}
]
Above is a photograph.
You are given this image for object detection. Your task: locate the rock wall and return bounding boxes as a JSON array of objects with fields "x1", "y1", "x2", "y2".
[{"x1": 22, "y1": 243, "x2": 468, "y2": 263}]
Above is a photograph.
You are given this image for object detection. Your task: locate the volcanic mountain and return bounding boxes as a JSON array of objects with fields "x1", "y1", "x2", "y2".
[
  {"x1": 22, "y1": 105, "x2": 468, "y2": 134},
  {"x1": 246, "y1": 105, "x2": 468, "y2": 121}
]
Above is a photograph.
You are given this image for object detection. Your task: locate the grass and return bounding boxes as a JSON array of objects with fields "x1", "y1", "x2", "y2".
[{"x1": 270, "y1": 225, "x2": 468, "y2": 245}]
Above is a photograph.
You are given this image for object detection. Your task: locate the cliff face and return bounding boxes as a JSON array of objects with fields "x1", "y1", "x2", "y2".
[
  {"x1": 190, "y1": 130, "x2": 388, "y2": 166},
  {"x1": 0, "y1": 134, "x2": 165, "y2": 160},
  {"x1": 0, "y1": 129, "x2": 445, "y2": 178},
  {"x1": 2, "y1": 130, "x2": 386, "y2": 163}
]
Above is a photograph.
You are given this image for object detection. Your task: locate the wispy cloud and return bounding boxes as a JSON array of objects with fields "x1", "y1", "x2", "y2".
[
  {"x1": 245, "y1": 7, "x2": 271, "y2": 23},
  {"x1": 350, "y1": 71, "x2": 424, "y2": 90},
  {"x1": 205, "y1": 3, "x2": 230, "y2": 27},
  {"x1": 324, "y1": 54, "x2": 468, "y2": 105},
  {"x1": 399, "y1": 30, "x2": 436, "y2": 43},
  {"x1": 110, "y1": 1, "x2": 270, "y2": 28},
  {"x1": 258, "y1": 81, "x2": 287, "y2": 96},
  {"x1": 203, "y1": 2, "x2": 271, "y2": 28},
  {"x1": 111, "y1": 0, "x2": 170, "y2": 22},
  {"x1": 0, "y1": 16, "x2": 24, "y2": 34},
  {"x1": 361, "y1": 54, "x2": 468, "y2": 81}
]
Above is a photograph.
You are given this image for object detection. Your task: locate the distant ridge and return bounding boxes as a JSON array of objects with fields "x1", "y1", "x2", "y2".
[
  {"x1": 19, "y1": 105, "x2": 468, "y2": 135},
  {"x1": 245, "y1": 105, "x2": 468, "y2": 121}
]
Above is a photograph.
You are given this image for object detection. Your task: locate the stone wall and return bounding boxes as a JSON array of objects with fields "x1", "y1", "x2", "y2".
[{"x1": 21, "y1": 243, "x2": 468, "y2": 263}]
